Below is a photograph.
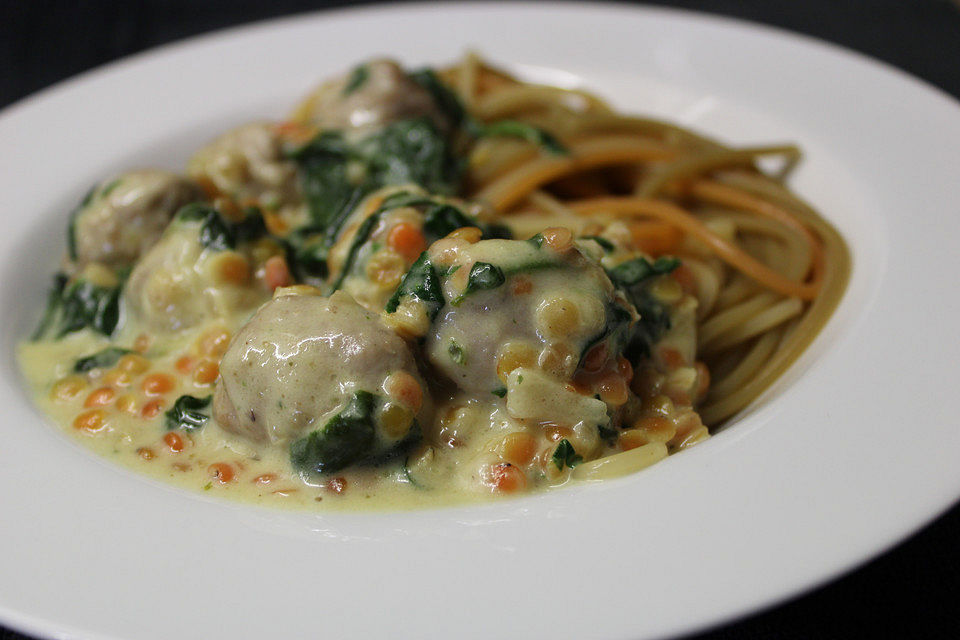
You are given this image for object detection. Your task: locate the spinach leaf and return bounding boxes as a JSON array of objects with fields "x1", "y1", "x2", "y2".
[
  {"x1": 463, "y1": 262, "x2": 505, "y2": 294},
  {"x1": 411, "y1": 68, "x2": 567, "y2": 156},
  {"x1": 31, "y1": 273, "x2": 68, "y2": 340},
  {"x1": 327, "y1": 209, "x2": 381, "y2": 291},
  {"x1": 290, "y1": 119, "x2": 462, "y2": 245},
  {"x1": 343, "y1": 64, "x2": 369, "y2": 95},
  {"x1": 356, "y1": 118, "x2": 462, "y2": 195},
  {"x1": 471, "y1": 120, "x2": 568, "y2": 155},
  {"x1": 74, "y1": 347, "x2": 131, "y2": 373},
  {"x1": 421, "y1": 202, "x2": 511, "y2": 240},
  {"x1": 288, "y1": 131, "x2": 363, "y2": 243},
  {"x1": 608, "y1": 256, "x2": 680, "y2": 288},
  {"x1": 44, "y1": 276, "x2": 123, "y2": 339},
  {"x1": 579, "y1": 301, "x2": 634, "y2": 367},
  {"x1": 66, "y1": 185, "x2": 98, "y2": 262},
  {"x1": 628, "y1": 289, "x2": 673, "y2": 359},
  {"x1": 605, "y1": 257, "x2": 680, "y2": 358},
  {"x1": 384, "y1": 252, "x2": 445, "y2": 320},
  {"x1": 176, "y1": 203, "x2": 267, "y2": 251},
  {"x1": 290, "y1": 391, "x2": 377, "y2": 474},
  {"x1": 165, "y1": 395, "x2": 212, "y2": 431},
  {"x1": 409, "y1": 68, "x2": 467, "y2": 127},
  {"x1": 552, "y1": 438, "x2": 583, "y2": 470},
  {"x1": 282, "y1": 227, "x2": 329, "y2": 283},
  {"x1": 450, "y1": 261, "x2": 505, "y2": 306}
]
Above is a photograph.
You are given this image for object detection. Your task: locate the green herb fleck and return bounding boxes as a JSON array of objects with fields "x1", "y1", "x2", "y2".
[
  {"x1": 448, "y1": 339, "x2": 466, "y2": 365},
  {"x1": 552, "y1": 438, "x2": 583, "y2": 470},
  {"x1": 491, "y1": 386, "x2": 507, "y2": 398}
]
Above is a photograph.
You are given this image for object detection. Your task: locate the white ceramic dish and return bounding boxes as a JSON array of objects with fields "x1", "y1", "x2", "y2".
[{"x1": 2, "y1": 3, "x2": 959, "y2": 639}]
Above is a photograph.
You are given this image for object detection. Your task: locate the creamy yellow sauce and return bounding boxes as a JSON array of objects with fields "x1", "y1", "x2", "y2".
[{"x1": 19, "y1": 57, "x2": 712, "y2": 510}]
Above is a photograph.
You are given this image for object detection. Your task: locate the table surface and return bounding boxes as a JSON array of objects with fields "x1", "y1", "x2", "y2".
[{"x1": 2, "y1": 1, "x2": 959, "y2": 638}]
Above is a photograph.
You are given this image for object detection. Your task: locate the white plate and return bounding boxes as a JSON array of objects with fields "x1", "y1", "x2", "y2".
[{"x1": 2, "y1": 3, "x2": 959, "y2": 639}]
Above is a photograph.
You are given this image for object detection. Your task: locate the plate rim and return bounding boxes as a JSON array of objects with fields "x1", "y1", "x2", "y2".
[{"x1": 2, "y1": 3, "x2": 960, "y2": 640}]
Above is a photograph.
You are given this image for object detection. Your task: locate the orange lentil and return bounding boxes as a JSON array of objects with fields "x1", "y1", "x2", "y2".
[
  {"x1": 116, "y1": 353, "x2": 150, "y2": 374},
  {"x1": 175, "y1": 356, "x2": 195, "y2": 374},
  {"x1": 194, "y1": 360, "x2": 219, "y2": 385},
  {"x1": 73, "y1": 409, "x2": 106, "y2": 433},
  {"x1": 215, "y1": 251, "x2": 251, "y2": 285},
  {"x1": 481, "y1": 463, "x2": 527, "y2": 493},
  {"x1": 327, "y1": 477, "x2": 348, "y2": 494},
  {"x1": 142, "y1": 373, "x2": 174, "y2": 396},
  {"x1": 540, "y1": 227, "x2": 573, "y2": 252},
  {"x1": 137, "y1": 447, "x2": 155, "y2": 460},
  {"x1": 633, "y1": 416, "x2": 676, "y2": 443},
  {"x1": 501, "y1": 432, "x2": 538, "y2": 466},
  {"x1": 163, "y1": 432, "x2": 184, "y2": 453},
  {"x1": 102, "y1": 369, "x2": 133, "y2": 388},
  {"x1": 387, "y1": 222, "x2": 427, "y2": 262},
  {"x1": 51, "y1": 376, "x2": 87, "y2": 402},
  {"x1": 544, "y1": 424, "x2": 574, "y2": 442},
  {"x1": 208, "y1": 463, "x2": 235, "y2": 484},
  {"x1": 84, "y1": 386, "x2": 115, "y2": 407},
  {"x1": 445, "y1": 226, "x2": 482, "y2": 244},
  {"x1": 264, "y1": 255, "x2": 292, "y2": 291},
  {"x1": 383, "y1": 371, "x2": 423, "y2": 413},
  {"x1": 253, "y1": 474, "x2": 276, "y2": 485},
  {"x1": 115, "y1": 394, "x2": 138, "y2": 415},
  {"x1": 197, "y1": 327, "x2": 232, "y2": 358},
  {"x1": 133, "y1": 333, "x2": 152, "y2": 353},
  {"x1": 141, "y1": 399, "x2": 163, "y2": 419},
  {"x1": 598, "y1": 375, "x2": 629, "y2": 406}
]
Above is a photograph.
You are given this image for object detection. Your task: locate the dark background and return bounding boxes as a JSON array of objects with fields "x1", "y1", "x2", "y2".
[{"x1": 2, "y1": 1, "x2": 959, "y2": 638}]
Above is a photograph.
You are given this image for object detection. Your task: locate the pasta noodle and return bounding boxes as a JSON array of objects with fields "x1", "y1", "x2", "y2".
[{"x1": 452, "y1": 55, "x2": 850, "y2": 430}]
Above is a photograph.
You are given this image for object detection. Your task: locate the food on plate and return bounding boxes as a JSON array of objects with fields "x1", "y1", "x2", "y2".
[{"x1": 18, "y1": 54, "x2": 849, "y2": 508}]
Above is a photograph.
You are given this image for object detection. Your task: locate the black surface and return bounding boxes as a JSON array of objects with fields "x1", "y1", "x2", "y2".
[{"x1": 2, "y1": 1, "x2": 959, "y2": 639}]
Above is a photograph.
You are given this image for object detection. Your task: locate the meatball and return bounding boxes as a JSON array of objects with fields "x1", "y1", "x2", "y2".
[
  {"x1": 124, "y1": 208, "x2": 268, "y2": 332},
  {"x1": 70, "y1": 170, "x2": 202, "y2": 269},
  {"x1": 421, "y1": 231, "x2": 636, "y2": 395},
  {"x1": 385, "y1": 229, "x2": 637, "y2": 451},
  {"x1": 213, "y1": 290, "x2": 430, "y2": 472},
  {"x1": 290, "y1": 59, "x2": 447, "y2": 135},
  {"x1": 188, "y1": 122, "x2": 305, "y2": 227}
]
